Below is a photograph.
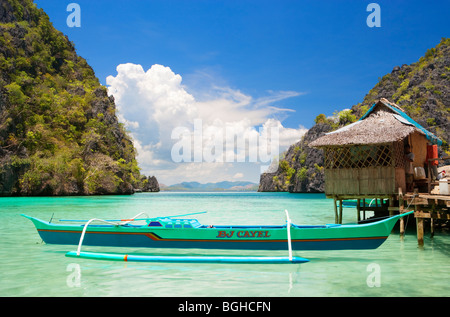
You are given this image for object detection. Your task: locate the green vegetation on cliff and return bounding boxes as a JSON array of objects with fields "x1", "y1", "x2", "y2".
[
  {"x1": 0, "y1": 0, "x2": 155, "y2": 195},
  {"x1": 350, "y1": 38, "x2": 450, "y2": 148}
]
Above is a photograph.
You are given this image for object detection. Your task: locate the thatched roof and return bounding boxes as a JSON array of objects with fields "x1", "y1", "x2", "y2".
[{"x1": 310, "y1": 98, "x2": 442, "y2": 148}]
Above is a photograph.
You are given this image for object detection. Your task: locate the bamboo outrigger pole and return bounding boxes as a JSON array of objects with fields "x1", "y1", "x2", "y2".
[
  {"x1": 59, "y1": 211, "x2": 208, "y2": 223},
  {"x1": 285, "y1": 209, "x2": 293, "y2": 262}
]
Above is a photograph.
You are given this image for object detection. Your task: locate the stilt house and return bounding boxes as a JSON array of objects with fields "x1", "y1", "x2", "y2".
[{"x1": 310, "y1": 98, "x2": 442, "y2": 202}]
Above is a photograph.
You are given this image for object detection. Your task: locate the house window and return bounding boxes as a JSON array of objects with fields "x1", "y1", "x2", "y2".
[{"x1": 324, "y1": 144, "x2": 393, "y2": 169}]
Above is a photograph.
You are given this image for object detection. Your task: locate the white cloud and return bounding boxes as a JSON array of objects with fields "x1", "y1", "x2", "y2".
[{"x1": 106, "y1": 63, "x2": 307, "y2": 184}]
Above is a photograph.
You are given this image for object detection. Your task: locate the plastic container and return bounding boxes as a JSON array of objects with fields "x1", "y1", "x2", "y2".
[
  {"x1": 414, "y1": 167, "x2": 426, "y2": 180},
  {"x1": 440, "y1": 179, "x2": 449, "y2": 195}
]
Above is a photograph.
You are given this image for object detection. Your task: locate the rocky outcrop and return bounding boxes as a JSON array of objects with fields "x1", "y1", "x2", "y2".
[
  {"x1": 140, "y1": 176, "x2": 160, "y2": 192},
  {"x1": 258, "y1": 122, "x2": 332, "y2": 193}
]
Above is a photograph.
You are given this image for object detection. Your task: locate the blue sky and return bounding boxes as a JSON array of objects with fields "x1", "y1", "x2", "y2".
[{"x1": 34, "y1": 0, "x2": 450, "y2": 184}]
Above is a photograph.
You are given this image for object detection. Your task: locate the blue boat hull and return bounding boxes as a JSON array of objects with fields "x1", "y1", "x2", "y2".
[{"x1": 36, "y1": 228, "x2": 387, "y2": 251}]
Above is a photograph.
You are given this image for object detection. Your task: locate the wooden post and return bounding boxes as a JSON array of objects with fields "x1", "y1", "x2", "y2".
[
  {"x1": 389, "y1": 196, "x2": 394, "y2": 217},
  {"x1": 415, "y1": 199, "x2": 424, "y2": 246},
  {"x1": 334, "y1": 197, "x2": 338, "y2": 224},
  {"x1": 362, "y1": 199, "x2": 366, "y2": 221},
  {"x1": 431, "y1": 218, "x2": 434, "y2": 238},
  {"x1": 412, "y1": 189, "x2": 424, "y2": 245},
  {"x1": 356, "y1": 199, "x2": 361, "y2": 222},
  {"x1": 417, "y1": 216, "x2": 424, "y2": 246},
  {"x1": 430, "y1": 200, "x2": 435, "y2": 238},
  {"x1": 339, "y1": 199, "x2": 343, "y2": 224},
  {"x1": 398, "y1": 188, "x2": 405, "y2": 236}
]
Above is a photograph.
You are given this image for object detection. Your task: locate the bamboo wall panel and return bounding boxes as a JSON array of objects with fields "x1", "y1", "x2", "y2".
[{"x1": 325, "y1": 166, "x2": 396, "y2": 196}]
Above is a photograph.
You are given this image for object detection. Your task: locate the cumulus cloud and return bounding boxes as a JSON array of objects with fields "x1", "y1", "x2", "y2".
[{"x1": 106, "y1": 63, "x2": 307, "y2": 184}]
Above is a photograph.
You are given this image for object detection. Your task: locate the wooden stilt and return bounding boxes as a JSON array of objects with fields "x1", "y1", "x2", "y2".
[
  {"x1": 389, "y1": 197, "x2": 394, "y2": 217},
  {"x1": 430, "y1": 200, "x2": 435, "y2": 238},
  {"x1": 412, "y1": 189, "x2": 424, "y2": 246},
  {"x1": 356, "y1": 199, "x2": 361, "y2": 222},
  {"x1": 431, "y1": 218, "x2": 434, "y2": 238},
  {"x1": 333, "y1": 197, "x2": 338, "y2": 224},
  {"x1": 362, "y1": 199, "x2": 366, "y2": 221},
  {"x1": 417, "y1": 216, "x2": 424, "y2": 246},
  {"x1": 398, "y1": 188, "x2": 405, "y2": 236},
  {"x1": 338, "y1": 199, "x2": 343, "y2": 224}
]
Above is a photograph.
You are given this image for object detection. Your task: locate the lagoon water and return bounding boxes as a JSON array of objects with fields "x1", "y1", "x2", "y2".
[{"x1": 1, "y1": 192, "x2": 449, "y2": 297}]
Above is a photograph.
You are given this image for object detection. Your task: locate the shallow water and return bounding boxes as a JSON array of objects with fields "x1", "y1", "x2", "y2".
[{"x1": 1, "y1": 192, "x2": 449, "y2": 297}]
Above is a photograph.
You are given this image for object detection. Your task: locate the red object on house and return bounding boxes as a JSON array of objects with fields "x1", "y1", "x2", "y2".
[{"x1": 427, "y1": 144, "x2": 438, "y2": 166}]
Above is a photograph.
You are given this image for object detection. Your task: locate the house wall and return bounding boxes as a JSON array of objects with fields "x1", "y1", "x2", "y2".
[
  {"x1": 395, "y1": 168, "x2": 406, "y2": 193},
  {"x1": 407, "y1": 131, "x2": 428, "y2": 168}
]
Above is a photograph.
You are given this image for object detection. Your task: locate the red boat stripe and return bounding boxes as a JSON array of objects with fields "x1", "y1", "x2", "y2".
[{"x1": 142, "y1": 232, "x2": 387, "y2": 243}]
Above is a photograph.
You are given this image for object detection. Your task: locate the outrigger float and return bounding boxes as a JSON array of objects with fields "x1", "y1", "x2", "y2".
[{"x1": 23, "y1": 210, "x2": 413, "y2": 264}]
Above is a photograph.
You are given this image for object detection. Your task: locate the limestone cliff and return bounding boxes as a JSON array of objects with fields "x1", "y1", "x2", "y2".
[{"x1": 0, "y1": 0, "x2": 159, "y2": 195}]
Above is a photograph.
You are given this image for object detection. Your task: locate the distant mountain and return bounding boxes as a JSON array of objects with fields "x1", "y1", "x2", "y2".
[{"x1": 161, "y1": 181, "x2": 258, "y2": 191}]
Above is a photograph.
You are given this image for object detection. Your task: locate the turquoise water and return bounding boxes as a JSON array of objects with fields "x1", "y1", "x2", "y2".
[{"x1": 1, "y1": 192, "x2": 449, "y2": 297}]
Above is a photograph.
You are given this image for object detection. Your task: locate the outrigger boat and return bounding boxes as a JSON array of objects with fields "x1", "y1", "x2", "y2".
[{"x1": 22, "y1": 210, "x2": 413, "y2": 263}]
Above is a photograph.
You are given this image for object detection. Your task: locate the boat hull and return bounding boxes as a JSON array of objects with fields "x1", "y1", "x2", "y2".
[
  {"x1": 23, "y1": 212, "x2": 412, "y2": 251},
  {"x1": 35, "y1": 229, "x2": 387, "y2": 250}
]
